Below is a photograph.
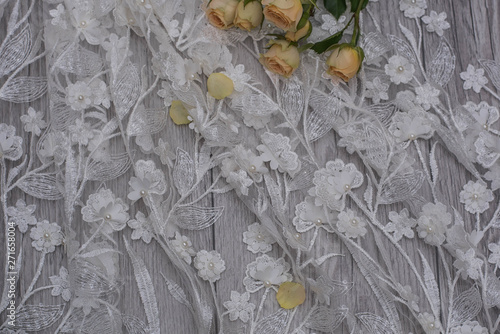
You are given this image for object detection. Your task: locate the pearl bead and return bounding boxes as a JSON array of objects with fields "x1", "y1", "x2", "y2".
[
  {"x1": 350, "y1": 219, "x2": 358, "y2": 226},
  {"x1": 315, "y1": 218, "x2": 322, "y2": 225},
  {"x1": 139, "y1": 0, "x2": 146, "y2": 4},
  {"x1": 264, "y1": 280, "x2": 271, "y2": 287},
  {"x1": 105, "y1": 214, "x2": 112, "y2": 220},
  {"x1": 429, "y1": 323, "x2": 435, "y2": 328},
  {"x1": 128, "y1": 18, "x2": 135, "y2": 24},
  {"x1": 411, "y1": 0, "x2": 416, "y2": 3},
  {"x1": 208, "y1": 262, "x2": 214, "y2": 268},
  {"x1": 140, "y1": 190, "x2": 146, "y2": 196},
  {"x1": 44, "y1": 233, "x2": 50, "y2": 238},
  {"x1": 249, "y1": 165, "x2": 256, "y2": 172},
  {"x1": 397, "y1": 66, "x2": 404, "y2": 72},
  {"x1": 409, "y1": 134, "x2": 416, "y2": 140},
  {"x1": 190, "y1": 74, "x2": 195, "y2": 79},
  {"x1": 80, "y1": 21, "x2": 87, "y2": 28},
  {"x1": 78, "y1": 95, "x2": 84, "y2": 101},
  {"x1": 344, "y1": 184, "x2": 351, "y2": 191},
  {"x1": 472, "y1": 194, "x2": 478, "y2": 200},
  {"x1": 182, "y1": 241, "x2": 188, "y2": 248},
  {"x1": 483, "y1": 124, "x2": 488, "y2": 130},
  {"x1": 267, "y1": 24, "x2": 272, "y2": 28},
  {"x1": 294, "y1": 233, "x2": 301, "y2": 239},
  {"x1": 427, "y1": 226, "x2": 433, "y2": 232}
]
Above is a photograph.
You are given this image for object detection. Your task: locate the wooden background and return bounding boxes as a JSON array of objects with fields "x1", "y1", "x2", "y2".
[{"x1": 1, "y1": 0, "x2": 499, "y2": 333}]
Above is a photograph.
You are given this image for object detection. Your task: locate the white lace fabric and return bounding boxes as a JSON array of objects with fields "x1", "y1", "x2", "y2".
[{"x1": 0, "y1": 0, "x2": 499, "y2": 333}]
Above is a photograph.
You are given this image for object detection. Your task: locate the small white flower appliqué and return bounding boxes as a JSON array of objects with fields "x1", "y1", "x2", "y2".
[
  {"x1": 421, "y1": 11, "x2": 450, "y2": 37},
  {"x1": 223, "y1": 291, "x2": 255, "y2": 323},
  {"x1": 385, "y1": 55, "x2": 415, "y2": 85},
  {"x1": 459, "y1": 181, "x2": 494, "y2": 214},
  {"x1": 194, "y1": 250, "x2": 226, "y2": 283},
  {"x1": 30, "y1": 221, "x2": 63, "y2": 253},
  {"x1": 243, "y1": 222, "x2": 275, "y2": 254},
  {"x1": 337, "y1": 209, "x2": 367, "y2": 239},
  {"x1": 460, "y1": 65, "x2": 488, "y2": 94},
  {"x1": 171, "y1": 232, "x2": 197, "y2": 264}
]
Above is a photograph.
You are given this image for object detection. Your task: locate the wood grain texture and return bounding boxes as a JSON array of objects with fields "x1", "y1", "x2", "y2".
[{"x1": 0, "y1": 0, "x2": 499, "y2": 333}]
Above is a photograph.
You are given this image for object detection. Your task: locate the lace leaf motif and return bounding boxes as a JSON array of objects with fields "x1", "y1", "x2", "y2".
[
  {"x1": 173, "y1": 205, "x2": 224, "y2": 230},
  {"x1": 15, "y1": 304, "x2": 65, "y2": 332},
  {"x1": 124, "y1": 239, "x2": 160, "y2": 334},
  {"x1": 0, "y1": 23, "x2": 31, "y2": 76},
  {"x1": 173, "y1": 148, "x2": 195, "y2": 196}
]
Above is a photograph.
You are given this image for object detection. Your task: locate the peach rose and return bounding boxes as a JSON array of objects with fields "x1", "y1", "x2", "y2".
[
  {"x1": 262, "y1": 0, "x2": 303, "y2": 32},
  {"x1": 326, "y1": 44, "x2": 364, "y2": 82},
  {"x1": 285, "y1": 20, "x2": 311, "y2": 41},
  {"x1": 206, "y1": 0, "x2": 239, "y2": 29},
  {"x1": 259, "y1": 40, "x2": 300, "y2": 78},
  {"x1": 234, "y1": 1, "x2": 263, "y2": 31}
]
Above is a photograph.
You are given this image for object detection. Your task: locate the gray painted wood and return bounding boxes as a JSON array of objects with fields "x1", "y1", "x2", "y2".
[{"x1": 0, "y1": 0, "x2": 499, "y2": 333}]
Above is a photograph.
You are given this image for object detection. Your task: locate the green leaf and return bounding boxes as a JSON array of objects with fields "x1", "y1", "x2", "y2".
[
  {"x1": 296, "y1": 4, "x2": 312, "y2": 31},
  {"x1": 298, "y1": 43, "x2": 314, "y2": 53},
  {"x1": 310, "y1": 31, "x2": 343, "y2": 54},
  {"x1": 324, "y1": 0, "x2": 347, "y2": 20},
  {"x1": 350, "y1": 0, "x2": 370, "y2": 12}
]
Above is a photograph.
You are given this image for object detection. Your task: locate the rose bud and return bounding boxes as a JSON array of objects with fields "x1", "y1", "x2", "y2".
[
  {"x1": 285, "y1": 20, "x2": 311, "y2": 42},
  {"x1": 259, "y1": 40, "x2": 300, "y2": 78},
  {"x1": 325, "y1": 44, "x2": 364, "y2": 82},
  {"x1": 262, "y1": 0, "x2": 303, "y2": 32},
  {"x1": 234, "y1": 1, "x2": 264, "y2": 31},
  {"x1": 206, "y1": 0, "x2": 240, "y2": 30},
  {"x1": 207, "y1": 73, "x2": 234, "y2": 99}
]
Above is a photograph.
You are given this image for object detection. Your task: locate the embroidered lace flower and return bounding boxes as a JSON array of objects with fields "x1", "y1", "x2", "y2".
[
  {"x1": 128, "y1": 211, "x2": 155, "y2": 244},
  {"x1": 337, "y1": 209, "x2": 367, "y2": 239},
  {"x1": 38, "y1": 132, "x2": 68, "y2": 165},
  {"x1": 171, "y1": 232, "x2": 197, "y2": 264},
  {"x1": 6, "y1": 199, "x2": 37, "y2": 233},
  {"x1": 384, "y1": 208, "x2": 417, "y2": 241},
  {"x1": 69, "y1": 119, "x2": 94, "y2": 146},
  {"x1": 154, "y1": 138, "x2": 175, "y2": 166},
  {"x1": 222, "y1": 64, "x2": 251, "y2": 92},
  {"x1": 20, "y1": 107, "x2": 47, "y2": 136},
  {"x1": 460, "y1": 65, "x2": 488, "y2": 94},
  {"x1": 257, "y1": 132, "x2": 300, "y2": 176},
  {"x1": 364, "y1": 77, "x2": 389, "y2": 104},
  {"x1": 293, "y1": 197, "x2": 336, "y2": 233},
  {"x1": 243, "y1": 255, "x2": 292, "y2": 293},
  {"x1": 463, "y1": 101, "x2": 499, "y2": 131},
  {"x1": 389, "y1": 109, "x2": 436, "y2": 143},
  {"x1": 194, "y1": 250, "x2": 226, "y2": 283},
  {"x1": 321, "y1": 14, "x2": 347, "y2": 34},
  {"x1": 233, "y1": 145, "x2": 268, "y2": 183},
  {"x1": 0, "y1": 123, "x2": 23, "y2": 161},
  {"x1": 399, "y1": 0, "x2": 427, "y2": 18},
  {"x1": 415, "y1": 83, "x2": 440, "y2": 110},
  {"x1": 221, "y1": 156, "x2": 254, "y2": 196},
  {"x1": 459, "y1": 181, "x2": 494, "y2": 214},
  {"x1": 81, "y1": 188, "x2": 129, "y2": 234},
  {"x1": 243, "y1": 222, "x2": 275, "y2": 254},
  {"x1": 475, "y1": 131, "x2": 500, "y2": 167},
  {"x1": 49, "y1": 3, "x2": 67, "y2": 29},
  {"x1": 223, "y1": 291, "x2": 255, "y2": 323},
  {"x1": 128, "y1": 160, "x2": 167, "y2": 201},
  {"x1": 66, "y1": 81, "x2": 93, "y2": 111},
  {"x1": 89, "y1": 79, "x2": 110, "y2": 108},
  {"x1": 70, "y1": 8, "x2": 109, "y2": 45},
  {"x1": 308, "y1": 159, "x2": 363, "y2": 211},
  {"x1": 385, "y1": 55, "x2": 415, "y2": 84},
  {"x1": 87, "y1": 131, "x2": 111, "y2": 162},
  {"x1": 30, "y1": 220, "x2": 63, "y2": 253},
  {"x1": 306, "y1": 276, "x2": 338, "y2": 305},
  {"x1": 416, "y1": 202, "x2": 452, "y2": 246},
  {"x1": 421, "y1": 11, "x2": 450, "y2": 37},
  {"x1": 449, "y1": 321, "x2": 488, "y2": 334},
  {"x1": 453, "y1": 248, "x2": 483, "y2": 280},
  {"x1": 49, "y1": 267, "x2": 71, "y2": 301},
  {"x1": 417, "y1": 312, "x2": 442, "y2": 334}
]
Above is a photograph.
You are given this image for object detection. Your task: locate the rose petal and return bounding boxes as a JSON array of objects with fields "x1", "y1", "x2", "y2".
[{"x1": 276, "y1": 281, "x2": 306, "y2": 309}]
